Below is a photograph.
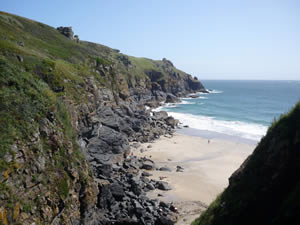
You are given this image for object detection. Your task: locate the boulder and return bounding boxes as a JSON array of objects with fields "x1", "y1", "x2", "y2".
[
  {"x1": 87, "y1": 126, "x2": 129, "y2": 163},
  {"x1": 156, "y1": 181, "x2": 172, "y2": 191},
  {"x1": 110, "y1": 182, "x2": 125, "y2": 201},
  {"x1": 152, "y1": 111, "x2": 168, "y2": 120},
  {"x1": 165, "y1": 117, "x2": 179, "y2": 128},
  {"x1": 98, "y1": 182, "x2": 115, "y2": 209},
  {"x1": 155, "y1": 216, "x2": 174, "y2": 225},
  {"x1": 165, "y1": 94, "x2": 180, "y2": 103},
  {"x1": 141, "y1": 161, "x2": 155, "y2": 170},
  {"x1": 141, "y1": 171, "x2": 152, "y2": 177},
  {"x1": 159, "y1": 167, "x2": 172, "y2": 172},
  {"x1": 146, "y1": 183, "x2": 155, "y2": 190}
]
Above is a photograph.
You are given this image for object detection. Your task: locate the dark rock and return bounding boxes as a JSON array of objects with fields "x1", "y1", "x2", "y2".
[
  {"x1": 159, "y1": 201, "x2": 170, "y2": 208},
  {"x1": 159, "y1": 167, "x2": 172, "y2": 172},
  {"x1": 165, "y1": 117, "x2": 179, "y2": 128},
  {"x1": 152, "y1": 111, "x2": 168, "y2": 120},
  {"x1": 17, "y1": 55, "x2": 23, "y2": 62},
  {"x1": 98, "y1": 182, "x2": 115, "y2": 209},
  {"x1": 57, "y1": 26, "x2": 74, "y2": 39},
  {"x1": 130, "y1": 182, "x2": 143, "y2": 196},
  {"x1": 186, "y1": 75, "x2": 206, "y2": 91},
  {"x1": 114, "y1": 218, "x2": 139, "y2": 225},
  {"x1": 157, "y1": 181, "x2": 172, "y2": 191},
  {"x1": 165, "y1": 94, "x2": 180, "y2": 103},
  {"x1": 87, "y1": 126, "x2": 129, "y2": 163},
  {"x1": 146, "y1": 183, "x2": 155, "y2": 191},
  {"x1": 74, "y1": 34, "x2": 79, "y2": 43},
  {"x1": 155, "y1": 216, "x2": 174, "y2": 225},
  {"x1": 176, "y1": 166, "x2": 184, "y2": 172},
  {"x1": 142, "y1": 171, "x2": 152, "y2": 177},
  {"x1": 110, "y1": 182, "x2": 125, "y2": 201},
  {"x1": 97, "y1": 163, "x2": 112, "y2": 177},
  {"x1": 140, "y1": 176, "x2": 150, "y2": 183},
  {"x1": 188, "y1": 94, "x2": 199, "y2": 98},
  {"x1": 141, "y1": 161, "x2": 155, "y2": 170}
]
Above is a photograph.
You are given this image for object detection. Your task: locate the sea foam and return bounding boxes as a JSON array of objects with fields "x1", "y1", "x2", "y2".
[{"x1": 168, "y1": 112, "x2": 268, "y2": 141}]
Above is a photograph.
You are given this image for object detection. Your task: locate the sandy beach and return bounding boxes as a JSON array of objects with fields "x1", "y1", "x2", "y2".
[{"x1": 132, "y1": 132, "x2": 255, "y2": 225}]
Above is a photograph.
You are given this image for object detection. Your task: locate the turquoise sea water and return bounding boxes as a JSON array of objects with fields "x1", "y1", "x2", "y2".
[{"x1": 158, "y1": 80, "x2": 300, "y2": 142}]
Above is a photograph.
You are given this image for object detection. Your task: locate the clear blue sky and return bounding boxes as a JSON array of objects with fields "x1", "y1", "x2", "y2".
[{"x1": 2, "y1": 0, "x2": 300, "y2": 80}]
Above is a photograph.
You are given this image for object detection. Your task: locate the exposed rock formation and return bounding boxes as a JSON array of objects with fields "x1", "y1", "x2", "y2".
[
  {"x1": 0, "y1": 11, "x2": 206, "y2": 225},
  {"x1": 57, "y1": 26, "x2": 74, "y2": 39}
]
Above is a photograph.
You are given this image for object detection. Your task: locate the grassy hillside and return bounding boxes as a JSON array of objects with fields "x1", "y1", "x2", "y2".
[
  {"x1": 0, "y1": 11, "x2": 204, "y2": 224},
  {"x1": 192, "y1": 101, "x2": 300, "y2": 225}
]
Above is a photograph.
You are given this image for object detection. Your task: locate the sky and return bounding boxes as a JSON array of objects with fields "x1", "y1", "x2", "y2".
[{"x1": 2, "y1": 0, "x2": 300, "y2": 80}]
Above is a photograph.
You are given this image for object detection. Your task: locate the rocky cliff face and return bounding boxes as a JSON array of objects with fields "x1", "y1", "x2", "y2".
[
  {"x1": 193, "y1": 102, "x2": 300, "y2": 225},
  {"x1": 0, "y1": 11, "x2": 205, "y2": 224}
]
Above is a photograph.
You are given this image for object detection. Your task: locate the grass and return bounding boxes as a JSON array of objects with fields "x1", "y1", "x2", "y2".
[
  {"x1": 57, "y1": 174, "x2": 70, "y2": 199},
  {"x1": 95, "y1": 56, "x2": 112, "y2": 67},
  {"x1": 0, "y1": 10, "x2": 203, "y2": 223},
  {"x1": 0, "y1": 57, "x2": 53, "y2": 162}
]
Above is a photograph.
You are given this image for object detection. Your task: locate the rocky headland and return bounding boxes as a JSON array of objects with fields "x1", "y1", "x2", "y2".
[
  {"x1": 0, "y1": 11, "x2": 206, "y2": 225},
  {"x1": 2, "y1": 11, "x2": 299, "y2": 225}
]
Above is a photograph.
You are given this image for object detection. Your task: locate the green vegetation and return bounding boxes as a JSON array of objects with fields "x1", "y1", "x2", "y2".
[
  {"x1": 0, "y1": 11, "x2": 202, "y2": 223},
  {"x1": 191, "y1": 195, "x2": 222, "y2": 225},
  {"x1": 95, "y1": 56, "x2": 112, "y2": 67},
  {"x1": 57, "y1": 174, "x2": 70, "y2": 199},
  {"x1": 22, "y1": 203, "x2": 32, "y2": 213},
  {"x1": 129, "y1": 56, "x2": 156, "y2": 71},
  {"x1": 0, "y1": 57, "x2": 53, "y2": 161},
  {"x1": 192, "y1": 102, "x2": 300, "y2": 225}
]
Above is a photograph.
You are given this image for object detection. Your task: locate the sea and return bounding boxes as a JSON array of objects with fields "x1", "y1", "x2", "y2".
[{"x1": 156, "y1": 80, "x2": 300, "y2": 144}]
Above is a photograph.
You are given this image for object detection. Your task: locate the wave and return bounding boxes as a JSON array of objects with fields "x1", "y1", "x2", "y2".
[
  {"x1": 180, "y1": 100, "x2": 194, "y2": 104},
  {"x1": 168, "y1": 112, "x2": 268, "y2": 141},
  {"x1": 182, "y1": 96, "x2": 208, "y2": 100},
  {"x1": 152, "y1": 100, "x2": 197, "y2": 112},
  {"x1": 206, "y1": 89, "x2": 224, "y2": 94}
]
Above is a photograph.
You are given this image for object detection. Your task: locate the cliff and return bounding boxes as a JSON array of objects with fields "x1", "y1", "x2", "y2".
[
  {"x1": 0, "y1": 11, "x2": 205, "y2": 224},
  {"x1": 192, "y1": 102, "x2": 300, "y2": 225}
]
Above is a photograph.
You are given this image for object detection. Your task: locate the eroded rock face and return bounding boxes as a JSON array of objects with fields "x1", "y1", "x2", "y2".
[
  {"x1": 165, "y1": 94, "x2": 180, "y2": 103},
  {"x1": 73, "y1": 76, "x2": 183, "y2": 224},
  {"x1": 1, "y1": 13, "x2": 207, "y2": 225}
]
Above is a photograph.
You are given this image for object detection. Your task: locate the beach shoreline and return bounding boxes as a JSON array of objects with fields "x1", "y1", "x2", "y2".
[{"x1": 131, "y1": 131, "x2": 255, "y2": 225}]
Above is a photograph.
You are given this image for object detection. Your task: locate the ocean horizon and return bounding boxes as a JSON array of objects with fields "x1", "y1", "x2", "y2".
[{"x1": 157, "y1": 80, "x2": 300, "y2": 143}]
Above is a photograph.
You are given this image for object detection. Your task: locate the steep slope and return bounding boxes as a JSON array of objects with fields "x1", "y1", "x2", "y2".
[
  {"x1": 0, "y1": 11, "x2": 205, "y2": 224},
  {"x1": 192, "y1": 102, "x2": 300, "y2": 225}
]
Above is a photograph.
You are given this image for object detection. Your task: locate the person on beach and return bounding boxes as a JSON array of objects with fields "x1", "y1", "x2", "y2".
[{"x1": 208, "y1": 139, "x2": 210, "y2": 144}]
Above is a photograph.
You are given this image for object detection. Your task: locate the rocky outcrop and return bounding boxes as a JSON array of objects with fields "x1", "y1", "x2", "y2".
[
  {"x1": 143, "y1": 58, "x2": 206, "y2": 98},
  {"x1": 0, "y1": 12, "x2": 206, "y2": 225},
  {"x1": 193, "y1": 102, "x2": 300, "y2": 225},
  {"x1": 72, "y1": 77, "x2": 181, "y2": 224},
  {"x1": 165, "y1": 94, "x2": 180, "y2": 103},
  {"x1": 56, "y1": 26, "x2": 74, "y2": 39}
]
